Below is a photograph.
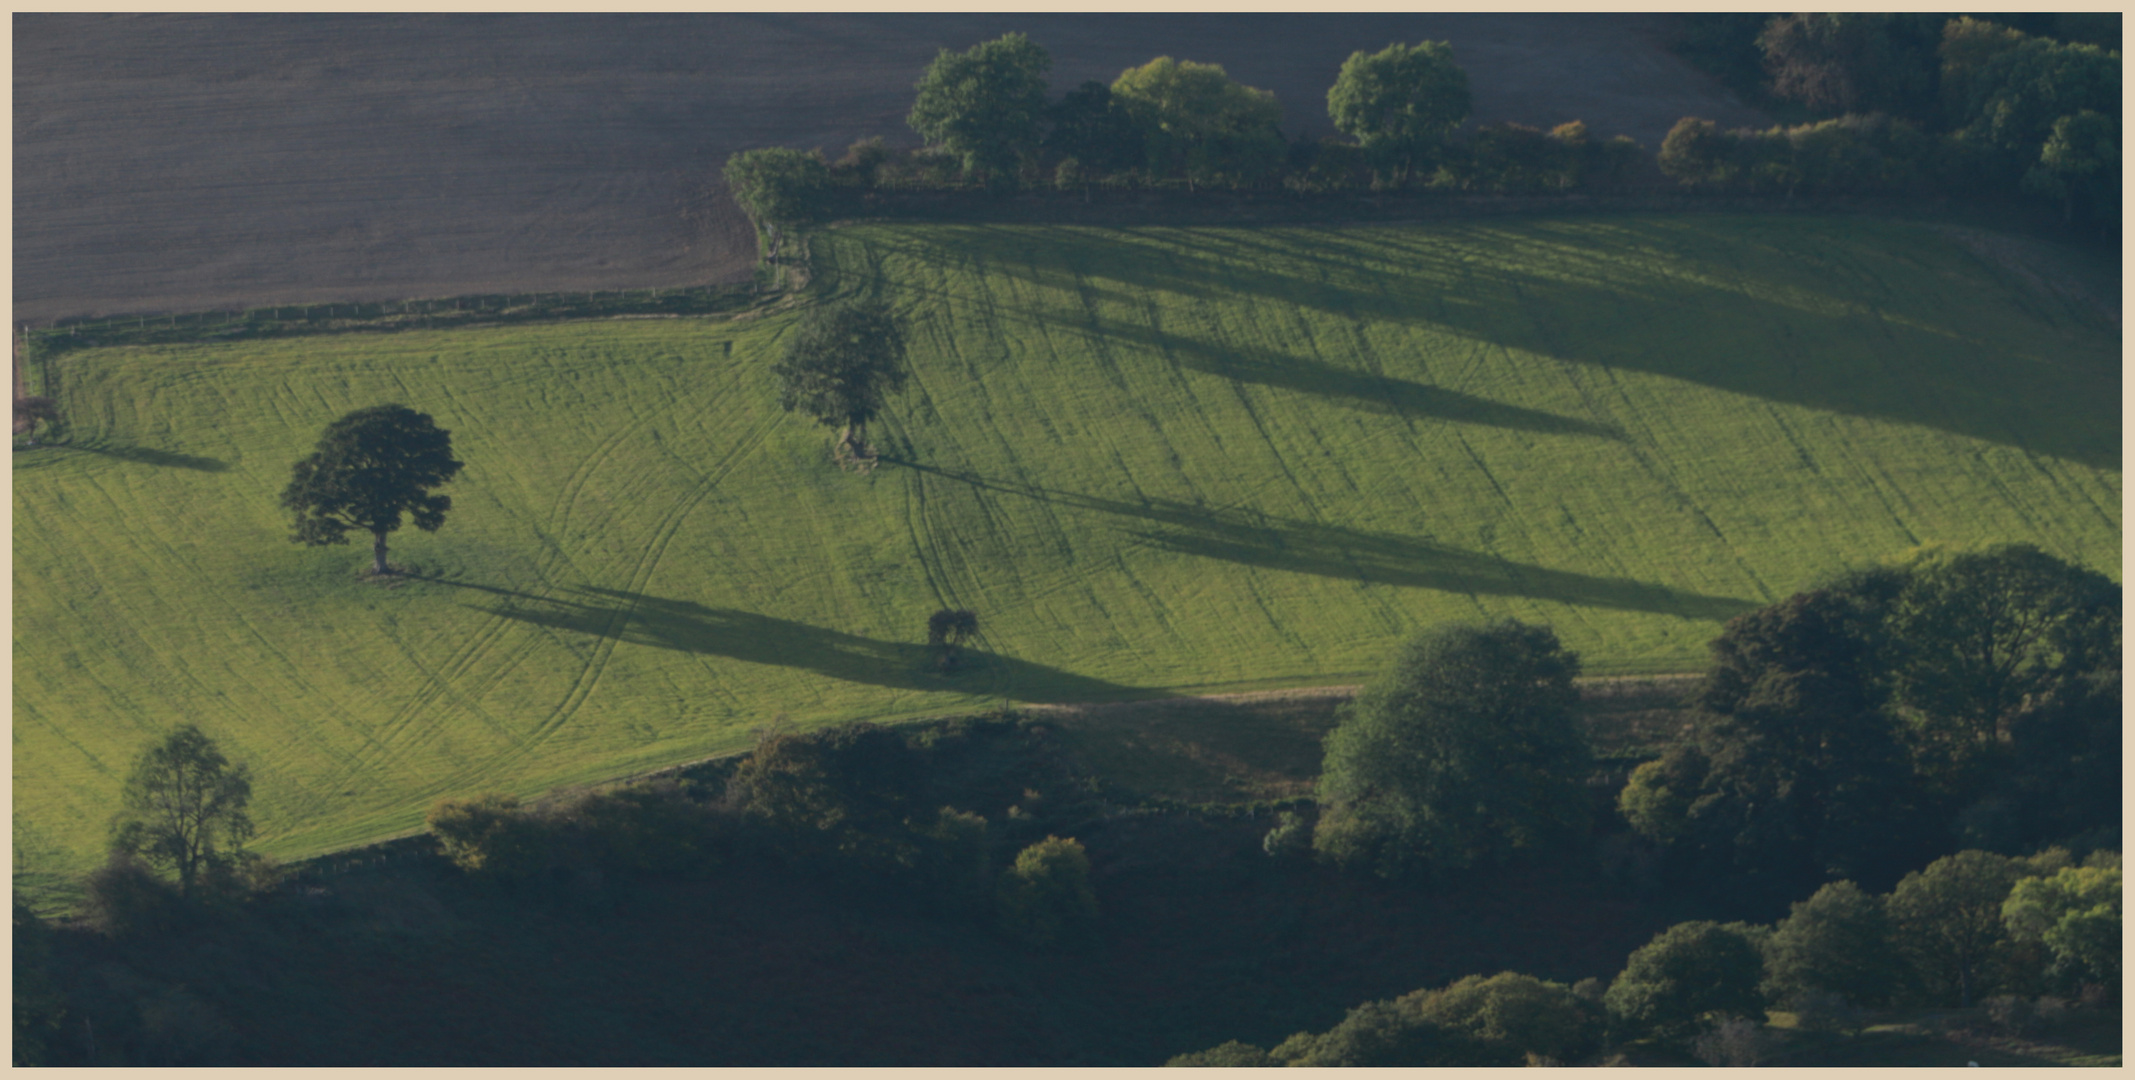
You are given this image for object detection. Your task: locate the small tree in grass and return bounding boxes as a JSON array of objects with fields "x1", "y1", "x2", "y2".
[
  {"x1": 281, "y1": 403, "x2": 463, "y2": 575},
  {"x1": 771, "y1": 299, "x2": 909, "y2": 468},
  {"x1": 927, "y1": 608, "x2": 979, "y2": 671},
  {"x1": 107, "y1": 725, "x2": 255, "y2": 899},
  {"x1": 14, "y1": 395, "x2": 58, "y2": 443}
]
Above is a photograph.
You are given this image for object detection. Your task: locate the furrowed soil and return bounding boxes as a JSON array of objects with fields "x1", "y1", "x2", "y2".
[
  {"x1": 14, "y1": 215, "x2": 2118, "y2": 908},
  {"x1": 12, "y1": 13, "x2": 1772, "y2": 323}
]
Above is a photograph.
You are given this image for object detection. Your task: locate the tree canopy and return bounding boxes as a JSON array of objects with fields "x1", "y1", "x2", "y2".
[
  {"x1": 1762, "y1": 880, "x2": 1907, "y2": 1009},
  {"x1": 1313, "y1": 620, "x2": 1589, "y2": 879},
  {"x1": 1603, "y1": 920, "x2": 1768, "y2": 1041},
  {"x1": 907, "y1": 32, "x2": 1052, "y2": 180},
  {"x1": 280, "y1": 403, "x2": 463, "y2": 575},
  {"x1": 770, "y1": 298, "x2": 910, "y2": 463},
  {"x1": 723, "y1": 147, "x2": 834, "y2": 231},
  {"x1": 1326, "y1": 41, "x2": 1473, "y2": 183},
  {"x1": 1110, "y1": 57, "x2": 1285, "y2": 187},
  {"x1": 108, "y1": 724, "x2": 255, "y2": 897}
]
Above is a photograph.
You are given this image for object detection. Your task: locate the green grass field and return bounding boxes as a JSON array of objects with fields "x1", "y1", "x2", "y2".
[{"x1": 13, "y1": 214, "x2": 2119, "y2": 905}]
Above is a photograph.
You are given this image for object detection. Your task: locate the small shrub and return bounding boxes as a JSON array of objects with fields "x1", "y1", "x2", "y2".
[{"x1": 1982, "y1": 994, "x2": 2038, "y2": 1036}]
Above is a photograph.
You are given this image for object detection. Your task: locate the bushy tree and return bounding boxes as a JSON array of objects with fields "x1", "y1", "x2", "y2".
[
  {"x1": 1314, "y1": 621, "x2": 1589, "y2": 880},
  {"x1": 725, "y1": 722, "x2": 926, "y2": 868},
  {"x1": 1165, "y1": 1040, "x2": 1273, "y2": 1066},
  {"x1": 281, "y1": 403, "x2": 463, "y2": 575},
  {"x1": 927, "y1": 608, "x2": 979, "y2": 671},
  {"x1": 1886, "y1": 544, "x2": 2120, "y2": 796},
  {"x1": 907, "y1": 32, "x2": 1052, "y2": 182},
  {"x1": 1326, "y1": 41, "x2": 1472, "y2": 185},
  {"x1": 2002, "y1": 859, "x2": 2120, "y2": 995},
  {"x1": 722, "y1": 146, "x2": 834, "y2": 231},
  {"x1": 2024, "y1": 108, "x2": 2120, "y2": 222},
  {"x1": 1886, "y1": 848, "x2": 2037, "y2": 1006},
  {"x1": 1763, "y1": 879, "x2": 1908, "y2": 1010},
  {"x1": 1604, "y1": 920, "x2": 1768, "y2": 1041},
  {"x1": 1402, "y1": 971, "x2": 1602, "y2": 1063},
  {"x1": 108, "y1": 725, "x2": 255, "y2": 898},
  {"x1": 1043, "y1": 80, "x2": 1145, "y2": 175},
  {"x1": 1271, "y1": 1000, "x2": 1507, "y2": 1067},
  {"x1": 771, "y1": 298, "x2": 910, "y2": 464},
  {"x1": 1622, "y1": 588, "x2": 1918, "y2": 884},
  {"x1": 1110, "y1": 57, "x2": 1285, "y2": 189},
  {"x1": 1940, "y1": 21, "x2": 2120, "y2": 160},
  {"x1": 1757, "y1": 13, "x2": 1943, "y2": 119},
  {"x1": 996, "y1": 834, "x2": 1096, "y2": 947},
  {"x1": 428, "y1": 794, "x2": 547, "y2": 880}
]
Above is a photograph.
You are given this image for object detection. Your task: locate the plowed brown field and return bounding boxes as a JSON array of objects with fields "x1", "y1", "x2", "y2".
[{"x1": 13, "y1": 13, "x2": 1768, "y2": 323}]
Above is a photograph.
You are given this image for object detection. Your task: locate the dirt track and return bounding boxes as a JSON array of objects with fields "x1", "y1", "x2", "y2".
[{"x1": 14, "y1": 14, "x2": 1769, "y2": 323}]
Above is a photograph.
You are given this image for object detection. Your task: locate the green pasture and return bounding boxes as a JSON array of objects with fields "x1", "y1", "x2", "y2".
[{"x1": 13, "y1": 215, "x2": 2119, "y2": 904}]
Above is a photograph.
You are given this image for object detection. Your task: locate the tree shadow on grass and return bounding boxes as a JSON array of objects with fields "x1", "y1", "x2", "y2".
[
  {"x1": 50, "y1": 442, "x2": 230, "y2": 472},
  {"x1": 441, "y1": 581, "x2": 1157, "y2": 705},
  {"x1": 889, "y1": 459, "x2": 1760, "y2": 622},
  {"x1": 1076, "y1": 318, "x2": 1625, "y2": 439},
  {"x1": 868, "y1": 223, "x2": 2119, "y2": 469}
]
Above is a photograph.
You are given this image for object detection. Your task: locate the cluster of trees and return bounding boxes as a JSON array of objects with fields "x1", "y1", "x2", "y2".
[
  {"x1": 427, "y1": 716, "x2": 1099, "y2": 946},
  {"x1": 724, "y1": 35, "x2": 1646, "y2": 233},
  {"x1": 1619, "y1": 543, "x2": 2119, "y2": 895},
  {"x1": 1664, "y1": 15, "x2": 2119, "y2": 224},
  {"x1": 1172, "y1": 844, "x2": 2119, "y2": 1066}
]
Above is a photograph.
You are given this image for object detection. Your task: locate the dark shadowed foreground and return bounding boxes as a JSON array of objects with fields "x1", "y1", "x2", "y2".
[{"x1": 13, "y1": 13, "x2": 1767, "y2": 322}]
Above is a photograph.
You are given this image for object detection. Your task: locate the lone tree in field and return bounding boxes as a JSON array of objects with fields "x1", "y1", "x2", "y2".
[
  {"x1": 108, "y1": 724, "x2": 255, "y2": 899},
  {"x1": 907, "y1": 32, "x2": 1053, "y2": 182},
  {"x1": 772, "y1": 299, "x2": 909, "y2": 466},
  {"x1": 14, "y1": 395, "x2": 58, "y2": 443},
  {"x1": 928, "y1": 608, "x2": 979, "y2": 671},
  {"x1": 1326, "y1": 41, "x2": 1473, "y2": 186},
  {"x1": 1314, "y1": 620, "x2": 1590, "y2": 880},
  {"x1": 281, "y1": 403, "x2": 463, "y2": 575}
]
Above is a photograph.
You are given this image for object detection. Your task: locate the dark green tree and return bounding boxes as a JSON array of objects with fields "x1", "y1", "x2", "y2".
[
  {"x1": 1110, "y1": 57, "x2": 1286, "y2": 189},
  {"x1": 1165, "y1": 1040, "x2": 1275, "y2": 1066},
  {"x1": 2001, "y1": 859, "x2": 2121, "y2": 994},
  {"x1": 722, "y1": 146, "x2": 834, "y2": 234},
  {"x1": 1887, "y1": 848, "x2": 2031, "y2": 1006},
  {"x1": 1043, "y1": 80, "x2": 1146, "y2": 175},
  {"x1": 996, "y1": 834, "x2": 1097, "y2": 947},
  {"x1": 1314, "y1": 621, "x2": 1589, "y2": 880},
  {"x1": 108, "y1": 725, "x2": 255, "y2": 898},
  {"x1": 2024, "y1": 109, "x2": 2120, "y2": 222},
  {"x1": 1763, "y1": 879, "x2": 1908, "y2": 1010},
  {"x1": 771, "y1": 299, "x2": 910, "y2": 465},
  {"x1": 725, "y1": 722, "x2": 925, "y2": 869},
  {"x1": 1756, "y1": 13, "x2": 1943, "y2": 119},
  {"x1": 1271, "y1": 1000, "x2": 1507, "y2": 1067},
  {"x1": 907, "y1": 32, "x2": 1052, "y2": 181},
  {"x1": 1604, "y1": 920, "x2": 1769, "y2": 1042},
  {"x1": 1326, "y1": 41, "x2": 1472, "y2": 185},
  {"x1": 1622, "y1": 587, "x2": 1918, "y2": 883},
  {"x1": 427, "y1": 794, "x2": 548, "y2": 880},
  {"x1": 927, "y1": 608, "x2": 979, "y2": 671},
  {"x1": 1885, "y1": 544, "x2": 2119, "y2": 797},
  {"x1": 281, "y1": 404, "x2": 462, "y2": 576},
  {"x1": 1402, "y1": 971, "x2": 1602, "y2": 1064}
]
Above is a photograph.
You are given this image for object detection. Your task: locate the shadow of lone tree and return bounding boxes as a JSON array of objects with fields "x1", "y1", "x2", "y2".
[{"x1": 928, "y1": 609, "x2": 980, "y2": 672}]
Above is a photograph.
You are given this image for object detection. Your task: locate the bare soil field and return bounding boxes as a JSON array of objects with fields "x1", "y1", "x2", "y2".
[{"x1": 14, "y1": 13, "x2": 1768, "y2": 323}]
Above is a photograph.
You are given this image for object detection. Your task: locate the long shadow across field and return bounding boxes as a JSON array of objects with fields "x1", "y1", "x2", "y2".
[
  {"x1": 44, "y1": 442, "x2": 230, "y2": 472},
  {"x1": 442, "y1": 581, "x2": 1157, "y2": 704},
  {"x1": 869, "y1": 223, "x2": 2120, "y2": 469},
  {"x1": 887, "y1": 460, "x2": 1760, "y2": 621}
]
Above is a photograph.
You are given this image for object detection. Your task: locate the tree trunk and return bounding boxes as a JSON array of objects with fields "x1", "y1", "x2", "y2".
[{"x1": 373, "y1": 531, "x2": 391, "y2": 575}]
